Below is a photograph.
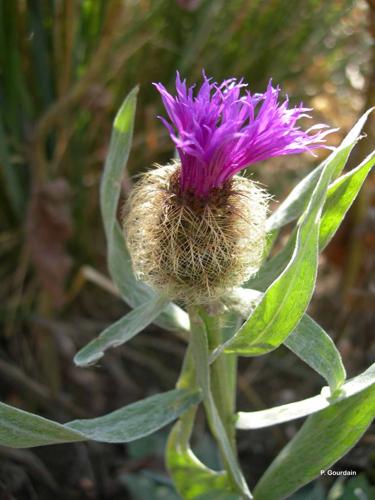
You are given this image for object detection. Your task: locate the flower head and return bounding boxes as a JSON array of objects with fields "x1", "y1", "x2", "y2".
[
  {"x1": 154, "y1": 72, "x2": 334, "y2": 198},
  {"x1": 124, "y1": 162, "x2": 268, "y2": 303},
  {"x1": 124, "y1": 74, "x2": 335, "y2": 302}
]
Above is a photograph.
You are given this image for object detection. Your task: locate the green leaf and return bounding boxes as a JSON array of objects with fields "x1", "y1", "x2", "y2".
[
  {"x1": 0, "y1": 389, "x2": 200, "y2": 448},
  {"x1": 101, "y1": 87, "x2": 153, "y2": 307},
  {"x1": 284, "y1": 315, "x2": 346, "y2": 393},
  {"x1": 109, "y1": 223, "x2": 155, "y2": 305},
  {"x1": 237, "y1": 362, "x2": 375, "y2": 430},
  {"x1": 67, "y1": 389, "x2": 201, "y2": 443},
  {"x1": 111, "y1": 225, "x2": 190, "y2": 334},
  {"x1": 248, "y1": 111, "x2": 374, "y2": 293},
  {"x1": 266, "y1": 163, "x2": 324, "y2": 233},
  {"x1": 253, "y1": 363, "x2": 375, "y2": 500},
  {"x1": 319, "y1": 150, "x2": 375, "y2": 249},
  {"x1": 0, "y1": 402, "x2": 84, "y2": 448},
  {"x1": 260, "y1": 229, "x2": 279, "y2": 264},
  {"x1": 101, "y1": 88, "x2": 189, "y2": 334},
  {"x1": 247, "y1": 149, "x2": 375, "y2": 292},
  {"x1": 100, "y1": 86, "x2": 139, "y2": 242},
  {"x1": 167, "y1": 349, "x2": 241, "y2": 500},
  {"x1": 224, "y1": 127, "x2": 339, "y2": 356},
  {"x1": 190, "y1": 312, "x2": 252, "y2": 498},
  {"x1": 266, "y1": 108, "x2": 374, "y2": 233},
  {"x1": 74, "y1": 295, "x2": 169, "y2": 367},
  {"x1": 167, "y1": 414, "x2": 242, "y2": 500},
  {"x1": 222, "y1": 288, "x2": 345, "y2": 392}
]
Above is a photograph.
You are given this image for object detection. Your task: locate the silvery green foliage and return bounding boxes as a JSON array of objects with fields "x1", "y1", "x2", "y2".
[{"x1": 0, "y1": 91, "x2": 374, "y2": 500}]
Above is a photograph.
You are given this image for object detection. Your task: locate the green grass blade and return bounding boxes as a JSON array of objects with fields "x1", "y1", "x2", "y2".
[
  {"x1": 0, "y1": 112, "x2": 23, "y2": 216},
  {"x1": 27, "y1": 0, "x2": 54, "y2": 108}
]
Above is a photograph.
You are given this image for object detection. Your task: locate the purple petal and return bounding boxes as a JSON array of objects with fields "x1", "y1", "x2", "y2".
[{"x1": 153, "y1": 72, "x2": 336, "y2": 198}]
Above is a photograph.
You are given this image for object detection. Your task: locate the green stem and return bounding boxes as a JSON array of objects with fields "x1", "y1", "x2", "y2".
[
  {"x1": 172, "y1": 344, "x2": 199, "y2": 447},
  {"x1": 189, "y1": 307, "x2": 251, "y2": 499},
  {"x1": 202, "y1": 310, "x2": 238, "y2": 456}
]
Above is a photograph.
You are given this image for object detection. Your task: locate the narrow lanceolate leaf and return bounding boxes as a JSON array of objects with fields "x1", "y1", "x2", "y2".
[
  {"x1": 248, "y1": 110, "x2": 375, "y2": 293},
  {"x1": 0, "y1": 389, "x2": 200, "y2": 448},
  {"x1": 265, "y1": 163, "x2": 324, "y2": 234},
  {"x1": 101, "y1": 87, "x2": 151, "y2": 307},
  {"x1": 237, "y1": 361, "x2": 375, "y2": 430},
  {"x1": 190, "y1": 312, "x2": 252, "y2": 499},
  {"x1": 247, "y1": 147, "x2": 375, "y2": 292},
  {"x1": 0, "y1": 402, "x2": 85, "y2": 448},
  {"x1": 109, "y1": 223, "x2": 153, "y2": 304},
  {"x1": 253, "y1": 363, "x2": 375, "y2": 500},
  {"x1": 261, "y1": 229, "x2": 279, "y2": 263},
  {"x1": 74, "y1": 295, "x2": 169, "y2": 367},
  {"x1": 101, "y1": 88, "x2": 189, "y2": 334},
  {"x1": 222, "y1": 288, "x2": 345, "y2": 392},
  {"x1": 284, "y1": 315, "x2": 346, "y2": 393},
  {"x1": 66, "y1": 389, "x2": 201, "y2": 442},
  {"x1": 319, "y1": 150, "x2": 375, "y2": 249},
  {"x1": 244, "y1": 238, "x2": 296, "y2": 293},
  {"x1": 224, "y1": 132, "x2": 339, "y2": 356},
  {"x1": 266, "y1": 108, "x2": 374, "y2": 233},
  {"x1": 111, "y1": 225, "x2": 190, "y2": 334},
  {"x1": 100, "y1": 86, "x2": 139, "y2": 242}
]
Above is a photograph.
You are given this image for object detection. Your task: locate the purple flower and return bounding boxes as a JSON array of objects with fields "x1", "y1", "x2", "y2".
[{"x1": 154, "y1": 72, "x2": 335, "y2": 198}]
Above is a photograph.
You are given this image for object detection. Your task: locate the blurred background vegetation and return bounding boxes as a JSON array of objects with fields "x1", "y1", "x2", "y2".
[{"x1": 0, "y1": 0, "x2": 374, "y2": 498}]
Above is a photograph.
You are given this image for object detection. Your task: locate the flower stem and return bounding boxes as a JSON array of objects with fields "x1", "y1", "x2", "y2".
[
  {"x1": 171, "y1": 344, "x2": 198, "y2": 450},
  {"x1": 189, "y1": 307, "x2": 251, "y2": 498},
  {"x1": 202, "y1": 310, "x2": 238, "y2": 456}
]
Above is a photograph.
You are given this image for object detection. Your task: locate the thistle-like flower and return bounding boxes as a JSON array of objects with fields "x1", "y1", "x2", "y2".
[{"x1": 123, "y1": 73, "x2": 333, "y2": 303}]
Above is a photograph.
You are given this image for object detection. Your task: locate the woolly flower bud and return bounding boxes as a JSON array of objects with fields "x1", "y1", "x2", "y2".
[
  {"x1": 123, "y1": 72, "x2": 334, "y2": 304},
  {"x1": 123, "y1": 162, "x2": 268, "y2": 303}
]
